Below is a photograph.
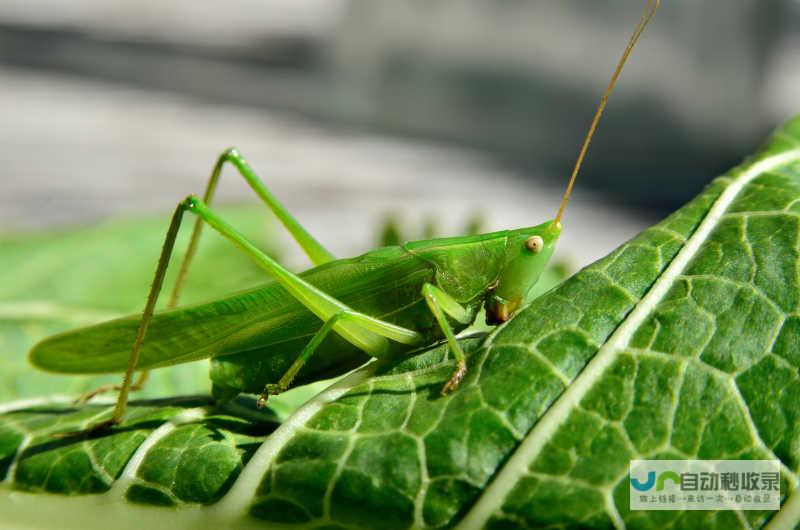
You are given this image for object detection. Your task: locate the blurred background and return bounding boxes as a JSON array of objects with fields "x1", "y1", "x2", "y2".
[{"x1": 1, "y1": 0, "x2": 799, "y2": 266}]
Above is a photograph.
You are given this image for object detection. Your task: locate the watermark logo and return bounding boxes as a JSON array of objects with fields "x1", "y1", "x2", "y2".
[
  {"x1": 630, "y1": 470, "x2": 681, "y2": 492},
  {"x1": 630, "y1": 460, "x2": 780, "y2": 510}
]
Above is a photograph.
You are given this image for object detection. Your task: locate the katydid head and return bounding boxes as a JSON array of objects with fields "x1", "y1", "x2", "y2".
[
  {"x1": 485, "y1": 221, "x2": 561, "y2": 324},
  {"x1": 485, "y1": 0, "x2": 659, "y2": 325}
]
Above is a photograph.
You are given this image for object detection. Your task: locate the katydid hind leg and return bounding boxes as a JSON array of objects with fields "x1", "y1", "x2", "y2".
[
  {"x1": 105, "y1": 196, "x2": 420, "y2": 424},
  {"x1": 108, "y1": 200, "x2": 194, "y2": 427},
  {"x1": 421, "y1": 283, "x2": 474, "y2": 395},
  {"x1": 68, "y1": 194, "x2": 340, "y2": 433},
  {"x1": 187, "y1": 197, "x2": 420, "y2": 355},
  {"x1": 142, "y1": 148, "x2": 337, "y2": 396},
  {"x1": 170, "y1": 148, "x2": 334, "y2": 307},
  {"x1": 74, "y1": 147, "x2": 341, "y2": 414},
  {"x1": 73, "y1": 370, "x2": 149, "y2": 405},
  {"x1": 257, "y1": 310, "x2": 422, "y2": 407},
  {"x1": 59, "y1": 200, "x2": 192, "y2": 435}
]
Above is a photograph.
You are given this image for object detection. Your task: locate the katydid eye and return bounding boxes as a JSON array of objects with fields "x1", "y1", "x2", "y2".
[{"x1": 525, "y1": 235, "x2": 544, "y2": 253}]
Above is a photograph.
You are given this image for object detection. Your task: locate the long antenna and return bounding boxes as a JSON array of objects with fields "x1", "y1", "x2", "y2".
[{"x1": 553, "y1": 0, "x2": 660, "y2": 226}]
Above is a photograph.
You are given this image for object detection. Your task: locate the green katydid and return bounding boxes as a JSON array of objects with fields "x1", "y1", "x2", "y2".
[{"x1": 28, "y1": 0, "x2": 659, "y2": 432}]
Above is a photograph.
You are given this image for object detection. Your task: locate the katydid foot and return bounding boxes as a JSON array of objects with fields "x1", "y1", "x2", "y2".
[
  {"x1": 257, "y1": 384, "x2": 284, "y2": 409},
  {"x1": 73, "y1": 371, "x2": 149, "y2": 405},
  {"x1": 440, "y1": 360, "x2": 467, "y2": 395}
]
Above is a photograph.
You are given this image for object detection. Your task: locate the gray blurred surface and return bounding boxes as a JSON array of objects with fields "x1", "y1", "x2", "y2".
[
  {"x1": 0, "y1": 0, "x2": 344, "y2": 44},
  {"x1": 328, "y1": 0, "x2": 799, "y2": 207},
  {"x1": 0, "y1": 0, "x2": 796, "y2": 269},
  {"x1": 0, "y1": 66, "x2": 651, "y2": 269},
  {"x1": 0, "y1": 1, "x2": 796, "y2": 208}
]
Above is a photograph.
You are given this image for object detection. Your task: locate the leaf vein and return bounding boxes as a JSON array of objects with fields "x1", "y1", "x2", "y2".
[{"x1": 456, "y1": 148, "x2": 800, "y2": 530}]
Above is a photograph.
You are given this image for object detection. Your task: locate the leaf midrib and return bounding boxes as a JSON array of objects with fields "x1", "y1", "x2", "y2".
[
  {"x1": 212, "y1": 363, "x2": 379, "y2": 520},
  {"x1": 456, "y1": 149, "x2": 800, "y2": 530}
]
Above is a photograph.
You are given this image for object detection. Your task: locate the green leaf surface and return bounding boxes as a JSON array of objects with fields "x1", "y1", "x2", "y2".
[
  {"x1": 2, "y1": 117, "x2": 800, "y2": 529},
  {"x1": 0, "y1": 206, "x2": 281, "y2": 402}
]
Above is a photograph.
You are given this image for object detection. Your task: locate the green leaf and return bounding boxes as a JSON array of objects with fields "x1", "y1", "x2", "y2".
[
  {"x1": 0, "y1": 206, "x2": 286, "y2": 402},
  {"x1": 2, "y1": 117, "x2": 800, "y2": 529}
]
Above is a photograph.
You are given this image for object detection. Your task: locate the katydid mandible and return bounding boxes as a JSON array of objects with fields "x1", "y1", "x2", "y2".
[{"x1": 29, "y1": 0, "x2": 660, "y2": 431}]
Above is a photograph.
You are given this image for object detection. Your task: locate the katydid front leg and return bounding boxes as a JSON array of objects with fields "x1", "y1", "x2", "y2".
[{"x1": 422, "y1": 283, "x2": 475, "y2": 394}]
